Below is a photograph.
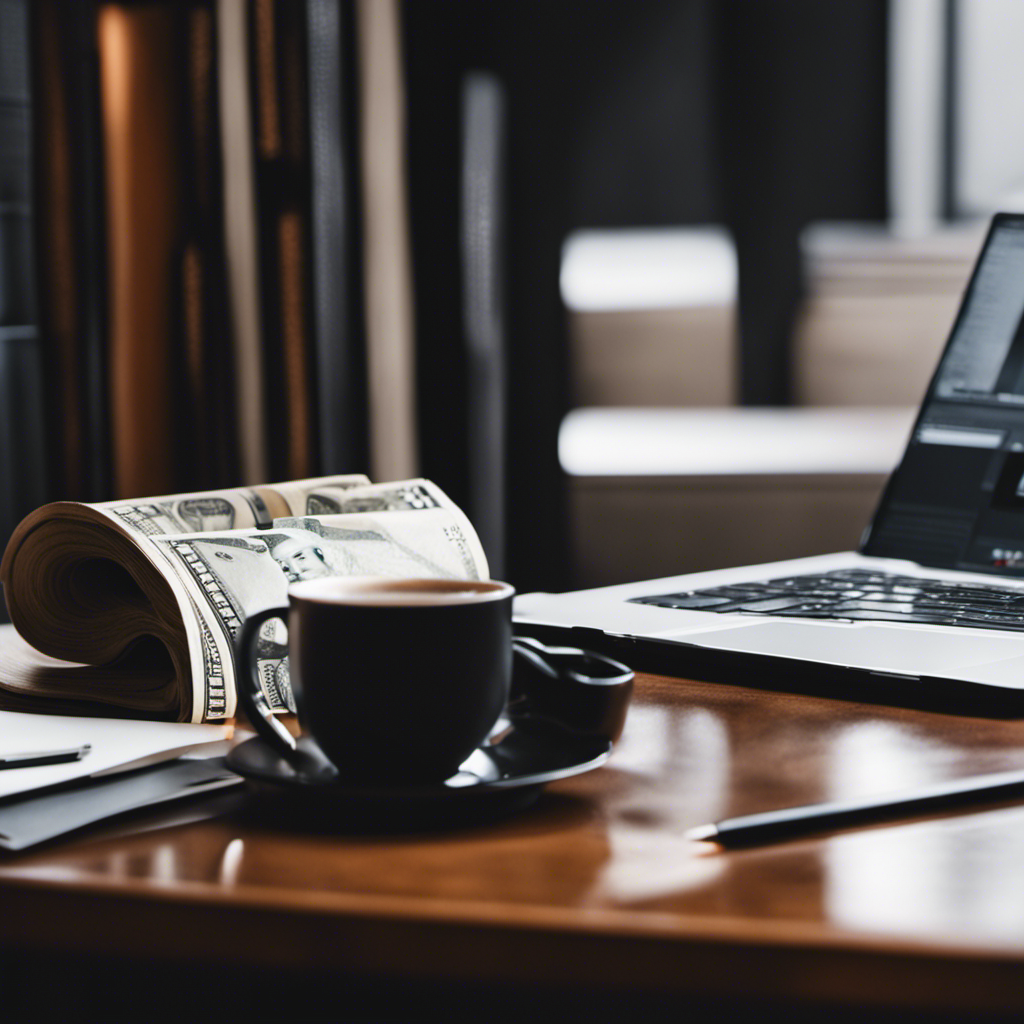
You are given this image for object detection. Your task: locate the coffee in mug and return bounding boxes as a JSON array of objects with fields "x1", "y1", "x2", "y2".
[{"x1": 234, "y1": 577, "x2": 515, "y2": 784}]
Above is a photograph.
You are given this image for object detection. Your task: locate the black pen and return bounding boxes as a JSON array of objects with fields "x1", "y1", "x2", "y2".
[
  {"x1": 686, "y1": 766, "x2": 1024, "y2": 848},
  {"x1": 0, "y1": 744, "x2": 91, "y2": 770}
]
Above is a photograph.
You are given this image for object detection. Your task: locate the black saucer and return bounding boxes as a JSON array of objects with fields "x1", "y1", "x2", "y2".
[{"x1": 225, "y1": 718, "x2": 611, "y2": 831}]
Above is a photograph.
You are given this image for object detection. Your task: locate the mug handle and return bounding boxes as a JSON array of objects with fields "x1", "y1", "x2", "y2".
[
  {"x1": 509, "y1": 635, "x2": 634, "y2": 743},
  {"x1": 234, "y1": 606, "x2": 339, "y2": 779}
]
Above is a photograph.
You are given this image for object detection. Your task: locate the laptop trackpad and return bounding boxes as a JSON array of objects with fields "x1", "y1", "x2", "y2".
[{"x1": 690, "y1": 621, "x2": 1024, "y2": 675}]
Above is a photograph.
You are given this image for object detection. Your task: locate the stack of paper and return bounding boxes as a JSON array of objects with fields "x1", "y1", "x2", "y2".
[{"x1": 0, "y1": 711, "x2": 240, "y2": 850}]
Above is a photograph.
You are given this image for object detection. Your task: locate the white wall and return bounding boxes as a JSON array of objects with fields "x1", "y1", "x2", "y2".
[{"x1": 956, "y1": 0, "x2": 1024, "y2": 214}]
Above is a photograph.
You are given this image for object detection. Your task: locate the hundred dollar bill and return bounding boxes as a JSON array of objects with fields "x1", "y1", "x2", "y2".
[
  {"x1": 95, "y1": 474, "x2": 372, "y2": 537},
  {"x1": 152, "y1": 506, "x2": 490, "y2": 716},
  {"x1": 83, "y1": 475, "x2": 370, "y2": 721},
  {"x1": 93, "y1": 478, "x2": 476, "y2": 720},
  {"x1": 297, "y1": 479, "x2": 457, "y2": 516}
]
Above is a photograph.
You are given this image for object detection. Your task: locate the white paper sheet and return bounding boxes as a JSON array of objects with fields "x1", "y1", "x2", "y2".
[{"x1": 0, "y1": 711, "x2": 232, "y2": 801}]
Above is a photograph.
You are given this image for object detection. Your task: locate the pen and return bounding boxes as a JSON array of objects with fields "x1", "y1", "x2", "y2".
[
  {"x1": 686, "y1": 766, "x2": 1024, "y2": 848},
  {"x1": 0, "y1": 744, "x2": 91, "y2": 770}
]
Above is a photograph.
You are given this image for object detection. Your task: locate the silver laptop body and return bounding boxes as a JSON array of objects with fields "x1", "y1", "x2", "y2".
[{"x1": 514, "y1": 214, "x2": 1024, "y2": 711}]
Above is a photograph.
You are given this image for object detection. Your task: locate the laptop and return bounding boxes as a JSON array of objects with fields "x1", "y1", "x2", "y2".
[{"x1": 514, "y1": 212, "x2": 1024, "y2": 714}]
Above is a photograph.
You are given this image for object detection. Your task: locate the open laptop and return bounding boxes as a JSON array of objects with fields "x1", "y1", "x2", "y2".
[{"x1": 514, "y1": 212, "x2": 1024, "y2": 714}]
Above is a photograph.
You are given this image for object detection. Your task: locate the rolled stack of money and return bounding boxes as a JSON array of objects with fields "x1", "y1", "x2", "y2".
[{"x1": 0, "y1": 475, "x2": 488, "y2": 722}]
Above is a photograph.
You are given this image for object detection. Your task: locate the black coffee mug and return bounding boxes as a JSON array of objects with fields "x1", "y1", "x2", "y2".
[{"x1": 234, "y1": 577, "x2": 515, "y2": 785}]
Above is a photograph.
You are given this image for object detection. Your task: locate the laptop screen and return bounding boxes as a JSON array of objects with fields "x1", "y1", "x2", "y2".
[{"x1": 865, "y1": 213, "x2": 1024, "y2": 576}]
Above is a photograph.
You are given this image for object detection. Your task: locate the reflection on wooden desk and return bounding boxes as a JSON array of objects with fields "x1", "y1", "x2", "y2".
[{"x1": 4, "y1": 673, "x2": 1024, "y2": 1015}]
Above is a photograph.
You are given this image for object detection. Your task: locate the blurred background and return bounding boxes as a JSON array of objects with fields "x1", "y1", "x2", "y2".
[{"x1": 1, "y1": 0, "x2": 1022, "y2": 598}]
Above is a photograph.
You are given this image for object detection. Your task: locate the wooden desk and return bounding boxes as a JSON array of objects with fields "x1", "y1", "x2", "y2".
[{"x1": 4, "y1": 672, "x2": 1024, "y2": 1016}]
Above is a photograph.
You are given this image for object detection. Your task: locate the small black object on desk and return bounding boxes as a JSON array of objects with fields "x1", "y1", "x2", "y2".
[
  {"x1": 0, "y1": 744, "x2": 91, "y2": 770},
  {"x1": 508, "y1": 635, "x2": 633, "y2": 743},
  {"x1": 687, "y1": 766, "x2": 1024, "y2": 848}
]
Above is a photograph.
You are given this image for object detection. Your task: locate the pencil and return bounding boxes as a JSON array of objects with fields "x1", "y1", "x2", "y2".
[{"x1": 686, "y1": 766, "x2": 1024, "y2": 848}]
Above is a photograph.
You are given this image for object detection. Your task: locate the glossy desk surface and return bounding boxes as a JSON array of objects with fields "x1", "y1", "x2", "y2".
[{"x1": 4, "y1": 673, "x2": 1024, "y2": 1011}]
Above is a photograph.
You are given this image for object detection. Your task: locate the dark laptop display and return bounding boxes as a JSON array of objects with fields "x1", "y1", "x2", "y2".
[{"x1": 866, "y1": 213, "x2": 1024, "y2": 575}]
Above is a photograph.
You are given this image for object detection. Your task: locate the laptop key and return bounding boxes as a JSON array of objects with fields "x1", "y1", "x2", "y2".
[
  {"x1": 775, "y1": 608, "x2": 957, "y2": 625},
  {"x1": 763, "y1": 606, "x2": 1024, "y2": 631},
  {"x1": 833, "y1": 600, "x2": 917, "y2": 613},
  {"x1": 959, "y1": 612, "x2": 1024, "y2": 625},
  {"x1": 645, "y1": 594, "x2": 734, "y2": 609},
  {"x1": 728, "y1": 597, "x2": 813, "y2": 612}
]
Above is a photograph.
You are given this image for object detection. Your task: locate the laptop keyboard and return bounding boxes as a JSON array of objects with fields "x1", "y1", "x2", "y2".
[{"x1": 629, "y1": 568, "x2": 1024, "y2": 632}]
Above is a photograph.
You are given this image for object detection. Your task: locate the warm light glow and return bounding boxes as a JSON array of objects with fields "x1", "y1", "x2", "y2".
[
  {"x1": 218, "y1": 838, "x2": 245, "y2": 886},
  {"x1": 824, "y1": 724, "x2": 1024, "y2": 945},
  {"x1": 593, "y1": 707, "x2": 730, "y2": 902},
  {"x1": 559, "y1": 406, "x2": 916, "y2": 477},
  {"x1": 560, "y1": 227, "x2": 737, "y2": 312}
]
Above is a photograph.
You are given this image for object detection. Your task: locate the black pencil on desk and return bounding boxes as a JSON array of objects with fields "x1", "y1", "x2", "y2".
[
  {"x1": 0, "y1": 744, "x2": 91, "y2": 770},
  {"x1": 686, "y1": 767, "x2": 1024, "y2": 848}
]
